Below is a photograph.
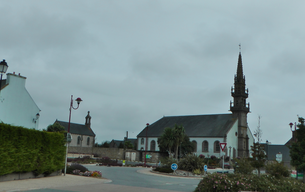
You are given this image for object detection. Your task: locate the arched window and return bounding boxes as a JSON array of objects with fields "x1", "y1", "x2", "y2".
[
  {"x1": 192, "y1": 140, "x2": 197, "y2": 152},
  {"x1": 214, "y1": 141, "x2": 220, "y2": 152},
  {"x1": 87, "y1": 137, "x2": 90, "y2": 145},
  {"x1": 202, "y1": 141, "x2": 209, "y2": 152},
  {"x1": 77, "y1": 136, "x2": 81, "y2": 145},
  {"x1": 141, "y1": 138, "x2": 144, "y2": 145},
  {"x1": 150, "y1": 140, "x2": 156, "y2": 151}
]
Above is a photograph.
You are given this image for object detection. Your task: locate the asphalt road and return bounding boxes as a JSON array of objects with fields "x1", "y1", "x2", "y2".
[
  {"x1": 2, "y1": 165, "x2": 202, "y2": 192},
  {"x1": 85, "y1": 165, "x2": 201, "y2": 192}
]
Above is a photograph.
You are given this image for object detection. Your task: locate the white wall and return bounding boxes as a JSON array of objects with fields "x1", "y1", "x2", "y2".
[
  {"x1": 137, "y1": 137, "x2": 159, "y2": 151},
  {"x1": 189, "y1": 137, "x2": 224, "y2": 158},
  {"x1": 69, "y1": 133, "x2": 95, "y2": 147},
  {"x1": 225, "y1": 120, "x2": 239, "y2": 158},
  {"x1": 0, "y1": 73, "x2": 40, "y2": 129}
]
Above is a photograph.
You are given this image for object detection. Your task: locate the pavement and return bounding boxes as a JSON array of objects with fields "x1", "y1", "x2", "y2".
[{"x1": 1, "y1": 168, "x2": 195, "y2": 192}]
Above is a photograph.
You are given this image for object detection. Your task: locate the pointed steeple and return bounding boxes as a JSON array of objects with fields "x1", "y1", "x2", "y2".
[
  {"x1": 229, "y1": 48, "x2": 250, "y2": 158},
  {"x1": 85, "y1": 111, "x2": 91, "y2": 128}
]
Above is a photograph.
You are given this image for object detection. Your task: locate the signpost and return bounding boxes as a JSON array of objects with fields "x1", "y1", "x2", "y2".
[
  {"x1": 171, "y1": 163, "x2": 178, "y2": 173},
  {"x1": 219, "y1": 142, "x2": 227, "y2": 173},
  {"x1": 204, "y1": 165, "x2": 207, "y2": 175}
]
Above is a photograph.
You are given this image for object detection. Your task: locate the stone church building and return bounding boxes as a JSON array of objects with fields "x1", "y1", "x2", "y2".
[{"x1": 137, "y1": 52, "x2": 254, "y2": 159}]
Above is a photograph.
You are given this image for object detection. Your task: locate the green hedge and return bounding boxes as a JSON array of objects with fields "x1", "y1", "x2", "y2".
[{"x1": 0, "y1": 123, "x2": 66, "y2": 176}]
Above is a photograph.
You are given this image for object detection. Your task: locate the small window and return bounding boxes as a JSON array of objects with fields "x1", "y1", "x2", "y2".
[
  {"x1": 214, "y1": 141, "x2": 220, "y2": 152},
  {"x1": 141, "y1": 138, "x2": 144, "y2": 145},
  {"x1": 140, "y1": 147, "x2": 144, "y2": 151},
  {"x1": 87, "y1": 137, "x2": 90, "y2": 145},
  {"x1": 202, "y1": 141, "x2": 209, "y2": 152},
  {"x1": 192, "y1": 140, "x2": 197, "y2": 152}
]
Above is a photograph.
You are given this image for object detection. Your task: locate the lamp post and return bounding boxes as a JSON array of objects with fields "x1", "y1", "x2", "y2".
[
  {"x1": 144, "y1": 123, "x2": 149, "y2": 167},
  {"x1": 289, "y1": 122, "x2": 298, "y2": 180},
  {"x1": 289, "y1": 122, "x2": 297, "y2": 142},
  {"x1": 64, "y1": 95, "x2": 82, "y2": 176},
  {"x1": 0, "y1": 60, "x2": 8, "y2": 95}
]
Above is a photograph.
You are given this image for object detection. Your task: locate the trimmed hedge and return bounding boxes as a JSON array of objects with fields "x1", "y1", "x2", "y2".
[{"x1": 0, "y1": 123, "x2": 66, "y2": 176}]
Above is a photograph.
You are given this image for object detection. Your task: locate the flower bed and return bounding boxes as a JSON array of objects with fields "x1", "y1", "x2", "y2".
[{"x1": 72, "y1": 169, "x2": 102, "y2": 178}]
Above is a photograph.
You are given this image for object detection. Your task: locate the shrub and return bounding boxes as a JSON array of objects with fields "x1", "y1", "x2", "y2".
[
  {"x1": 233, "y1": 158, "x2": 254, "y2": 175},
  {"x1": 199, "y1": 154, "x2": 205, "y2": 159},
  {"x1": 193, "y1": 169, "x2": 202, "y2": 175},
  {"x1": 66, "y1": 164, "x2": 88, "y2": 174},
  {"x1": 195, "y1": 173, "x2": 305, "y2": 192},
  {"x1": 178, "y1": 154, "x2": 205, "y2": 172},
  {"x1": 91, "y1": 171, "x2": 102, "y2": 177},
  {"x1": 265, "y1": 161, "x2": 290, "y2": 179},
  {"x1": 96, "y1": 157, "x2": 122, "y2": 166},
  {"x1": 154, "y1": 166, "x2": 174, "y2": 173}
]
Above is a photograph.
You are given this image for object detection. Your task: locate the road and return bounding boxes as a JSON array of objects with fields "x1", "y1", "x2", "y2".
[
  {"x1": 85, "y1": 165, "x2": 201, "y2": 192},
  {"x1": 3, "y1": 165, "x2": 201, "y2": 192}
]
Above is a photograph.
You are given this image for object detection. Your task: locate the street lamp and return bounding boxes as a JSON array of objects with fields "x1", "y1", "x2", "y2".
[
  {"x1": 289, "y1": 122, "x2": 298, "y2": 180},
  {"x1": 64, "y1": 95, "x2": 82, "y2": 176},
  {"x1": 289, "y1": 122, "x2": 297, "y2": 142},
  {"x1": 144, "y1": 123, "x2": 149, "y2": 167},
  {"x1": 0, "y1": 60, "x2": 8, "y2": 94}
]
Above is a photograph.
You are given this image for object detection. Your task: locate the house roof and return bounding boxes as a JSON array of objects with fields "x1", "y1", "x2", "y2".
[
  {"x1": 262, "y1": 144, "x2": 291, "y2": 162},
  {"x1": 137, "y1": 113, "x2": 237, "y2": 138},
  {"x1": 55, "y1": 120, "x2": 95, "y2": 137}
]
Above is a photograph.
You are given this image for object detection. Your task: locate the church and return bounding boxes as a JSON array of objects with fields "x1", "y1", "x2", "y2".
[{"x1": 137, "y1": 51, "x2": 254, "y2": 159}]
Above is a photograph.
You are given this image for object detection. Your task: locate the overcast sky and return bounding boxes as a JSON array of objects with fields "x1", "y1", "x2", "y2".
[{"x1": 1, "y1": 0, "x2": 304, "y2": 144}]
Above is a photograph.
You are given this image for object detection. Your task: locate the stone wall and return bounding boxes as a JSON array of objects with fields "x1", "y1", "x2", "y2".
[{"x1": 68, "y1": 146, "x2": 125, "y2": 160}]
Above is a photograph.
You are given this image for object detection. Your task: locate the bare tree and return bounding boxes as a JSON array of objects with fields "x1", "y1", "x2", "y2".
[{"x1": 253, "y1": 115, "x2": 262, "y2": 143}]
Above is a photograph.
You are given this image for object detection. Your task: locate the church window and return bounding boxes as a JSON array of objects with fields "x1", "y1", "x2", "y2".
[
  {"x1": 150, "y1": 140, "x2": 156, "y2": 151},
  {"x1": 202, "y1": 141, "x2": 208, "y2": 152},
  {"x1": 214, "y1": 141, "x2": 220, "y2": 152},
  {"x1": 192, "y1": 140, "x2": 197, "y2": 152},
  {"x1": 77, "y1": 136, "x2": 81, "y2": 145},
  {"x1": 141, "y1": 138, "x2": 144, "y2": 145},
  {"x1": 87, "y1": 137, "x2": 90, "y2": 145}
]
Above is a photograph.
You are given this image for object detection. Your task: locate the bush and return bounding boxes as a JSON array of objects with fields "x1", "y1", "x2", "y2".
[
  {"x1": 265, "y1": 161, "x2": 290, "y2": 179},
  {"x1": 96, "y1": 157, "x2": 122, "y2": 166},
  {"x1": 178, "y1": 154, "x2": 205, "y2": 172},
  {"x1": 0, "y1": 123, "x2": 66, "y2": 176},
  {"x1": 154, "y1": 166, "x2": 174, "y2": 173},
  {"x1": 233, "y1": 158, "x2": 254, "y2": 175},
  {"x1": 195, "y1": 172, "x2": 305, "y2": 192},
  {"x1": 66, "y1": 164, "x2": 89, "y2": 174}
]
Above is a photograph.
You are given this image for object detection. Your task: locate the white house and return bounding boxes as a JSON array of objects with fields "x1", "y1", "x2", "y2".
[{"x1": 0, "y1": 72, "x2": 40, "y2": 129}]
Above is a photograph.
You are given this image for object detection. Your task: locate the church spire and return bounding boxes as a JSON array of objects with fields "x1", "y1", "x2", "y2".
[{"x1": 230, "y1": 47, "x2": 250, "y2": 158}]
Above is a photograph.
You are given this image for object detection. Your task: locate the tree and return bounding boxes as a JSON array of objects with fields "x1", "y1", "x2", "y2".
[
  {"x1": 290, "y1": 117, "x2": 305, "y2": 183},
  {"x1": 250, "y1": 142, "x2": 266, "y2": 176},
  {"x1": 179, "y1": 135, "x2": 195, "y2": 157},
  {"x1": 46, "y1": 123, "x2": 65, "y2": 132},
  {"x1": 173, "y1": 125, "x2": 185, "y2": 160},
  {"x1": 158, "y1": 127, "x2": 175, "y2": 156},
  {"x1": 100, "y1": 141, "x2": 110, "y2": 148},
  {"x1": 124, "y1": 141, "x2": 133, "y2": 149}
]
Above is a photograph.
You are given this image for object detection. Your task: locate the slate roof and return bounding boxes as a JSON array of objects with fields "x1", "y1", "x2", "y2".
[
  {"x1": 137, "y1": 114, "x2": 237, "y2": 137},
  {"x1": 55, "y1": 120, "x2": 95, "y2": 137},
  {"x1": 262, "y1": 144, "x2": 291, "y2": 162}
]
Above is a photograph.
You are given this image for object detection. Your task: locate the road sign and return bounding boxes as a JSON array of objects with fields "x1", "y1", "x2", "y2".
[
  {"x1": 204, "y1": 165, "x2": 207, "y2": 172},
  {"x1": 219, "y1": 142, "x2": 227, "y2": 152},
  {"x1": 171, "y1": 163, "x2": 178, "y2": 171},
  {"x1": 276, "y1": 153, "x2": 282, "y2": 163},
  {"x1": 146, "y1": 154, "x2": 151, "y2": 159}
]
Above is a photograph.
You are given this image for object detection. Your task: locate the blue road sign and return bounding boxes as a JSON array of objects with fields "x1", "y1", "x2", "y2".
[
  {"x1": 204, "y1": 165, "x2": 207, "y2": 172},
  {"x1": 171, "y1": 163, "x2": 178, "y2": 171}
]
